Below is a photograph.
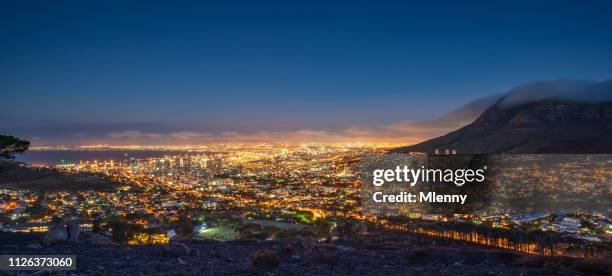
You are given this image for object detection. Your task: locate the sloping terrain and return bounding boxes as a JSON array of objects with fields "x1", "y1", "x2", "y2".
[
  {"x1": 0, "y1": 161, "x2": 117, "y2": 191},
  {"x1": 394, "y1": 80, "x2": 612, "y2": 154},
  {"x1": 0, "y1": 231, "x2": 609, "y2": 275}
]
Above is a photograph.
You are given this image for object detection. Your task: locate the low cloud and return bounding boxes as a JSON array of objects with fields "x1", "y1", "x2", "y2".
[
  {"x1": 93, "y1": 124, "x2": 453, "y2": 145},
  {"x1": 1, "y1": 114, "x2": 478, "y2": 147},
  {"x1": 1, "y1": 111, "x2": 482, "y2": 147},
  {"x1": 498, "y1": 79, "x2": 612, "y2": 109},
  {"x1": 3, "y1": 94, "x2": 499, "y2": 146}
]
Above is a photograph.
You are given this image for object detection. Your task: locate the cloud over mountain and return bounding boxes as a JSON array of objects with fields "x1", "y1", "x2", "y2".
[
  {"x1": 498, "y1": 79, "x2": 612, "y2": 108},
  {"x1": 393, "y1": 79, "x2": 612, "y2": 154}
]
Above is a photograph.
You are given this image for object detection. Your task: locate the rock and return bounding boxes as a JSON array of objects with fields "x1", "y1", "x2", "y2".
[
  {"x1": 66, "y1": 220, "x2": 80, "y2": 243},
  {"x1": 43, "y1": 224, "x2": 68, "y2": 245},
  {"x1": 164, "y1": 242, "x2": 191, "y2": 257},
  {"x1": 81, "y1": 233, "x2": 120, "y2": 246},
  {"x1": 189, "y1": 248, "x2": 200, "y2": 256},
  {"x1": 336, "y1": 245, "x2": 355, "y2": 252},
  {"x1": 178, "y1": 257, "x2": 187, "y2": 265},
  {"x1": 27, "y1": 243, "x2": 43, "y2": 249}
]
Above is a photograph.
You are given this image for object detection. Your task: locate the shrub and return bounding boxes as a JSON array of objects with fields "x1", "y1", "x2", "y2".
[
  {"x1": 315, "y1": 249, "x2": 338, "y2": 267},
  {"x1": 300, "y1": 237, "x2": 317, "y2": 251},
  {"x1": 303, "y1": 245, "x2": 338, "y2": 268},
  {"x1": 514, "y1": 256, "x2": 546, "y2": 268},
  {"x1": 283, "y1": 243, "x2": 294, "y2": 256},
  {"x1": 409, "y1": 248, "x2": 431, "y2": 262},
  {"x1": 569, "y1": 261, "x2": 610, "y2": 275},
  {"x1": 494, "y1": 251, "x2": 519, "y2": 263},
  {"x1": 542, "y1": 261, "x2": 561, "y2": 275},
  {"x1": 251, "y1": 249, "x2": 280, "y2": 270},
  {"x1": 263, "y1": 225, "x2": 281, "y2": 240}
]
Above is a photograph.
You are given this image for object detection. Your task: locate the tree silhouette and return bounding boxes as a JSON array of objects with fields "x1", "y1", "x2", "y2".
[{"x1": 0, "y1": 135, "x2": 30, "y2": 160}]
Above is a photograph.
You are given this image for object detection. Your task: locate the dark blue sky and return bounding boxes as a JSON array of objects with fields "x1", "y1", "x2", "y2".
[{"x1": 2, "y1": 1, "x2": 612, "y2": 145}]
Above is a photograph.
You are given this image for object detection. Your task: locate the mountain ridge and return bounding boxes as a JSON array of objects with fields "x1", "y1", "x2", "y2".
[{"x1": 393, "y1": 79, "x2": 612, "y2": 154}]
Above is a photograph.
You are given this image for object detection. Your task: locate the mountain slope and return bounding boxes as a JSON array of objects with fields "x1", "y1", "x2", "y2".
[
  {"x1": 0, "y1": 160, "x2": 118, "y2": 191},
  {"x1": 393, "y1": 80, "x2": 612, "y2": 154}
]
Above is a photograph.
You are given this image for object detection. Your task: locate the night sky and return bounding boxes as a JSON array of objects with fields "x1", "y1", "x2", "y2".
[{"x1": 2, "y1": 1, "x2": 612, "y2": 145}]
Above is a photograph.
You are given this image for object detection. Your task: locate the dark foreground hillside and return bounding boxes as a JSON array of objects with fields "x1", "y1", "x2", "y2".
[
  {"x1": 0, "y1": 161, "x2": 117, "y2": 191},
  {"x1": 0, "y1": 232, "x2": 609, "y2": 275}
]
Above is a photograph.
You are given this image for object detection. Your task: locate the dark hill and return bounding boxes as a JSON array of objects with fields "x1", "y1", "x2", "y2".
[
  {"x1": 1, "y1": 231, "x2": 609, "y2": 275},
  {"x1": 393, "y1": 80, "x2": 612, "y2": 154},
  {"x1": 0, "y1": 160, "x2": 118, "y2": 191}
]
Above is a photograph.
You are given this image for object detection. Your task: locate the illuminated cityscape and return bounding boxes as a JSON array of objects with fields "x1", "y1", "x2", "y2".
[
  {"x1": 1, "y1": 1, "x2": 611, "y2": 274},
  {"x1": 1, "y1": 144, "x2": 609, "y2": 260}
]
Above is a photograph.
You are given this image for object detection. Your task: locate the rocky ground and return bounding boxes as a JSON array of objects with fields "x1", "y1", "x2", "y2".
[{"x1": 0, "y1": 232, "x2": 609, "y2": 275}]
